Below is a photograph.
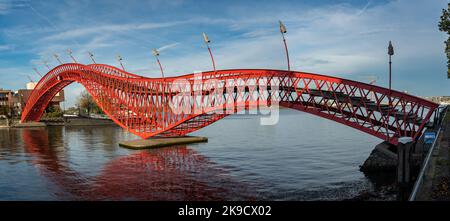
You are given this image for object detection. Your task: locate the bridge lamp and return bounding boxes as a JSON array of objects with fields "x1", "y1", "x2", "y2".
[
  {"x1": 202, "y1": 32, "x2": 216, "y2": 74},
  {"x1": 116, "y1": 54, "x2": 125, "y2": 71},
  {"x1": 152, "y1": 48, "x2": 165, "y2": 78},
  {"x1": 53, "y1": 53, "x2": 63, "y2": 64},
  {"x1": 279, "y1": 20, "x2": 291, "y2": 71},
  {"x1": 388, "y1": 41, "x2": 394, "y2": 91},
  {"x1": 203, "y1": 32, "x2": 210, "y2": 44},
  {"x1": 279, "y1": 20, "x2": 287, "y2": 34},
  {"x1": 67, "y1": 49, "x2": 78, "y2": 63},
  {"x1": 32, "y1": 67, "x2": 43, "y2": 77},
  {"x1": 27, "y1": 75, "x2": 34, "y2": 83},
  {"x1": 152, "y1": 48, "x2": 160, "y2": 57},
  {"x1": 88, "y1": 51, "x2": 96, "y2": 64},
  {"x1": 42, "y1": 60, "x2": 51, "y2": 70},
  {"x1": 386, "y1": 41, "x2": 395, "y2": 142}
]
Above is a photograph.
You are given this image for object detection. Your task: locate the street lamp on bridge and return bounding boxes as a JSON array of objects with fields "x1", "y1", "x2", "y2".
[
  {"x1": 202, "y1": 32, "x2": 217, "y2": 74},
  {"x1": 152, "y1": 48, "x2": 165, "y2": 78},
  {"x1": 67, "y1": 49, "x2": 78, "y2": 63},
  {"x1": 279, "y1": 20, "x2": 291, "y2": 71},
  {"x1": 386, "y1": 41, "x2": 395, "y2": 143},
  {"x1": 388, "y1": 41, "x2": 394, "y2": 92},
  {"x1": 42, "y1": 60, "x2": 51, "y2": 70},
  {"x1": 53, "y1": 53, "x2": 63, "y2": 64},
  {"x1": 116, "y1": 54, "x2": 125, "y2": 71},
  {"x1": 88, "y1": 51, "x2": 96, "y2": 64},
  {"x1": 32, "y1": 67, "x2": 43, "y2": 78}
]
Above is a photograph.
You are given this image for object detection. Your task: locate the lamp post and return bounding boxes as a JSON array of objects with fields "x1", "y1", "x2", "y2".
[
  {"x1": 116, "y1": 54, "x2": 125, "y2": 71},
  {"x1": 202, "y1": 32, "x2": 216, "y2": 74},
  {"x1": 67, "y1": 49, "x2": 77, "y2": 63},
  {"x1": 53, "y1": 53, "x2": 62, "y2": 64},
  {"x1": 152, "y1": 48, "x2": 165, "y2": 78},
  {"x1": 386, "y1": 41, "x2": 395, "y2": 143},
  {"x1": 388, "y1": 41, "x2": 394, "y2": 92},
  {"x1": 279, "y1": 20, "x2": 290, "y2": 71},
  {"x1": 43, "y1": 60, "x2": 51, "y2": 70},
  {"x1": 33, "y1": 67, "x2": 43, "y2": 77},
  {"x1": 88, "y1": 51, "x2": 96, "y2": 64}
]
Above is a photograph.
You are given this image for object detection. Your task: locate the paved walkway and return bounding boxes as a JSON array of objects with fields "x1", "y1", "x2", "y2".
[
  {"x1": 430, "y1": 108, "x2": 450, "y2": 200},
  {"x1": 414, "y1": 107, "x2": 450, "y2": 201}
]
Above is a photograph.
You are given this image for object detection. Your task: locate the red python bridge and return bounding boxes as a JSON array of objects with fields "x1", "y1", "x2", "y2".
[{"x1": 21, "y1": 63, "x2": 438, "y2": 145}]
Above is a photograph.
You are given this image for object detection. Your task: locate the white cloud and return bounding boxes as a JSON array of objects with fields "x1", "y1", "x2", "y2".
[
  {"x1": 0, "y1": 0, "x2": 12, "y2": 14},
  {"x1": 119, "y1": 0, "x2": 448, "y2": 98},
  {"x1": 157, "y1": 42, "x2": 179, "y2": 52},
  {"x1": 42, "y1": 21, "x2": 186, "y2": 42},
  {"x1": 0, "y1": 44, "x2": 14, "y2": 51},
  {"x1": 2, "y1": 0, "x2": 449, "y2": 107},
  {"x1": 0, "y1": 0, "x2": 32, "y2": 14}
]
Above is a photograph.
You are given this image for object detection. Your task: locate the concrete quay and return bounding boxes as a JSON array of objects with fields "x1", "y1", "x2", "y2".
[
  {"x1": 13, "y1": 122, "x2": 47, "y2": 128},
  {"x1": 412, "y1": 107, "x2": 450, "y2": 200},
  {"x1": 0, "y1": 117, "x2": 116, "y2": 128},
  {"x1": 359, "y1": 106, "x2": 449, "y2": 201}
]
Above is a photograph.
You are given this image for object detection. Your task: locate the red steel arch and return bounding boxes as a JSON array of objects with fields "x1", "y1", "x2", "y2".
[{"x1": 21, "y1": 63, "x2": 439, "y2": 145}]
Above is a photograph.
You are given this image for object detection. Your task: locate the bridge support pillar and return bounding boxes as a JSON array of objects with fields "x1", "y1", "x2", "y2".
[
  {"x1": 119, "y1": 136, "x2": 208, "y2": 149},
  {"x1": 397, "y1": 137, "x2": 413, "y2": 200}
]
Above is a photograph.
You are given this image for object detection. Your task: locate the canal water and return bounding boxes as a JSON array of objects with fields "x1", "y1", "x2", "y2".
[{"x1": 0, "y1": 108, "x2": 393, "y2": 200}]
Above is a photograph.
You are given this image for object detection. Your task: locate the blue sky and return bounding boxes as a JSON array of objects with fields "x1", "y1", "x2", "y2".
[{"x1": 0, "y1": 0, "x2": 449, "y2": 107}]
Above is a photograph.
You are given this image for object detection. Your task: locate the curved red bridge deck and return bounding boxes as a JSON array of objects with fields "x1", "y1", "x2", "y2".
[{"x1": 21, "y1": 63, "x2": 439, "y2": 145}]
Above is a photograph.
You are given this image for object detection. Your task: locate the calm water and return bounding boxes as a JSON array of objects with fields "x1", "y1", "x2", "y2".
[{"x1": 0, "y1": 109, "x2": 385, "y2": 200}]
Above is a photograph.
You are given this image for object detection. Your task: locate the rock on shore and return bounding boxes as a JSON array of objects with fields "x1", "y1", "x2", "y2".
[{"x1": 360, "y1": 141, "x2": 398, "y2": 172}]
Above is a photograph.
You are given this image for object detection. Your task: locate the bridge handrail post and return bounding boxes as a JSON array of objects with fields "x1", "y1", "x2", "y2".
[{"x1": 397, "y1": 136, "x2": 413, "y2": 200}]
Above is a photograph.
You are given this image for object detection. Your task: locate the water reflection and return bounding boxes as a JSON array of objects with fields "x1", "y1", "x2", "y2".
[
  {"x1": 19, "y1": 127, "x2": 255, "y2": 200},
  {"x1": 1, "y1": 109, "x2": 389, "y2": 200}
]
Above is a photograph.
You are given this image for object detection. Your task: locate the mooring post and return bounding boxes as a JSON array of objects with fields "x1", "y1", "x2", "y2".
[{"x1": 397, "y1": 137, "x2": 413, "y2": 200}]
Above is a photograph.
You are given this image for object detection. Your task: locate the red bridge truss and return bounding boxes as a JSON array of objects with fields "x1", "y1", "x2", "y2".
[{"x1": 21, "y1": 63, "x2": 438, "y2": 145}]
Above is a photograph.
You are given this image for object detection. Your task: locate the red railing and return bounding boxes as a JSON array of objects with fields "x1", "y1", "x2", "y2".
[{"x1": 21, "y1": 64, "x2": 439, "y2": 144}]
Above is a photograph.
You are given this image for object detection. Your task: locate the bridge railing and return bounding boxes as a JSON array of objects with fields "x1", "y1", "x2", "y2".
[
  {"x1": 409, "y1": 105, "x2": 448, "y2": 200},
  {"x1": 21, "y1": 64, "x2": 439, "y2": 143}
]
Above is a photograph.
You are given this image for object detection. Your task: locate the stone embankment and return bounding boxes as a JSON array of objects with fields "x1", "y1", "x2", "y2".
[
  {"x1": 360, "y1": 141, "x2": 398, "y2": 172},
  {"x1": 0, "y1": 117, "x2": 116, "y2": 128}
]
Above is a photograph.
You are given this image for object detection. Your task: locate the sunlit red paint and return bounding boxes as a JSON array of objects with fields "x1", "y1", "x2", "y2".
[{"x1": 21, "y1": 63, "x2": 438, "y2": 145}]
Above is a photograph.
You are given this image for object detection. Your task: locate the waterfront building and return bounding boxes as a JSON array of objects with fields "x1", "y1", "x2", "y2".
[
  {"x1": 0, "y1": 82, "x2": 65, "y2": 117},
  {"x1": 0, "y1": 89, "x2": 14, "y2": 116},
  {"x1": 17, "y1": 82, "x2": 65, "y2": 113}
]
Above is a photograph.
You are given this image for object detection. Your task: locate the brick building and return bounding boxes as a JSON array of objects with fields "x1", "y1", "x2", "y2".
[
  {"x1": 0, "y1": 89, "x2": 14, "y2": 116},
  {"x1": 0, "y1": 82, "x2": 65, "y2": 117}
]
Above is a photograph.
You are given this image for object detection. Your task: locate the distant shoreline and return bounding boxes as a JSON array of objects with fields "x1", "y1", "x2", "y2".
[{"x1": 0, "y1": 116, "x2": 116, "y2": 128}]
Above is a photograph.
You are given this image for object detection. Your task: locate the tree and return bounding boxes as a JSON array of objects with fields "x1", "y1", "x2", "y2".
[
  {"x1": 43, "y1": 105, "x2": 62, "y2": 118},
  {"x1": 439, "y1": 3, "x2": 450, "y2": 78},
  {"x1": 64, "y1": 107, "x2": 79, "y2": 115},
  {"x1": 76, "y1": 90, "x2": 103, "y2": 116},
  {"x1": 0, "y1": 106, "x2": 9, "y2": 116}
]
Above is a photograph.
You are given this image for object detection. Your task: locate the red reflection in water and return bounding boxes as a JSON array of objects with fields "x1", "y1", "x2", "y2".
[{"x1": 21, "y1": 128, "x2": 253, "y2": 200}]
